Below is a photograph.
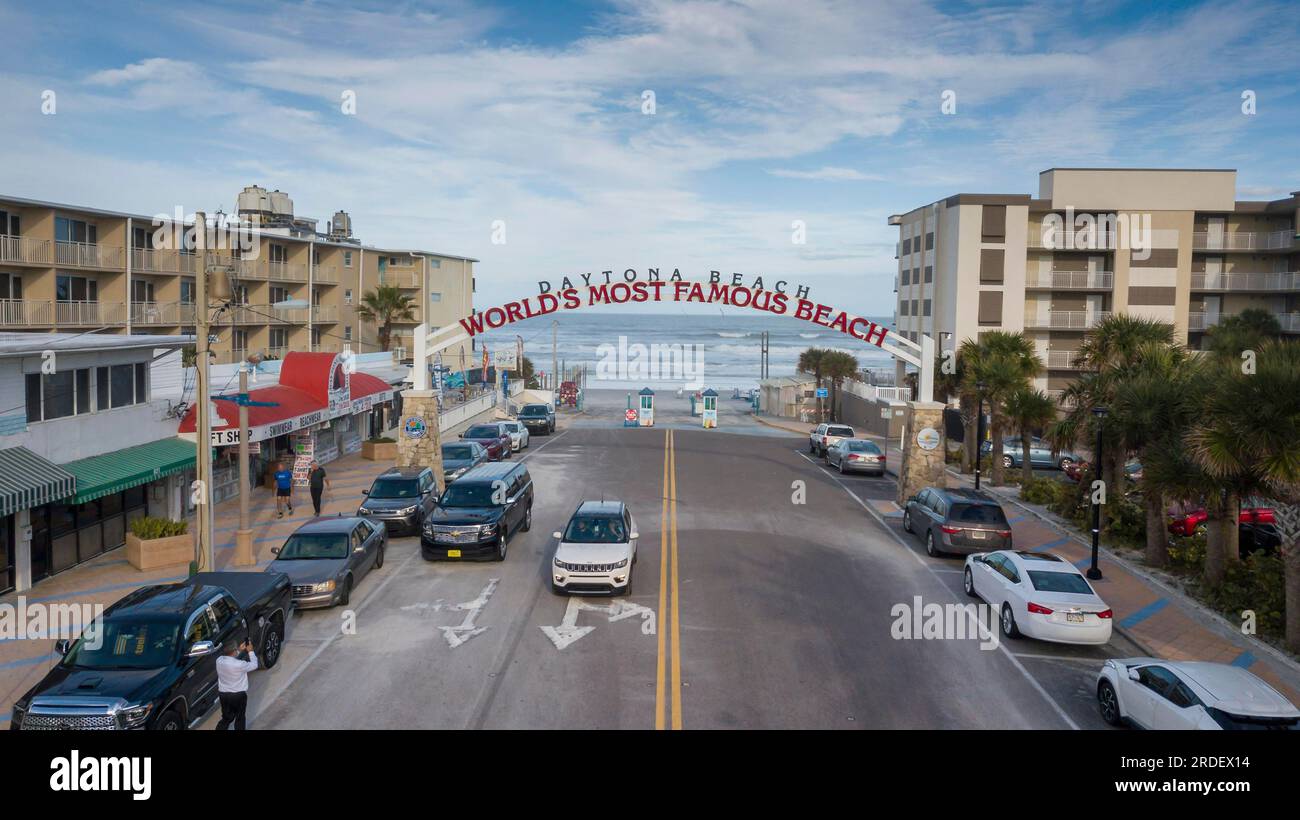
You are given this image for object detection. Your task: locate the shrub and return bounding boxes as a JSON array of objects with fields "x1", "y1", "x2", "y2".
[
  {"x1": 368, "y1": 436, "x2": 396, "y2": 443},
  {"x1": 1103, "y1": 496, "x2": 1146, "y2": 547},
  {"x1": 1168, "y1": 533, "x2": 1207, "y2": 570},
  {"x1": 1020, "y1": 476, "x2": 1064, "y2": 506},
  {"x1": 1203, "y1": 552, "x2": 1285, "y2": 639},
  {"x1": 129, "y1": 516, "x2": 188, "y2": 539}
]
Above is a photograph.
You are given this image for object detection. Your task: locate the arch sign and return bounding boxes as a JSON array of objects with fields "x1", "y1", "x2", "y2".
[{"x1": 410, "y1": 279, "x2": 935, "y2": 403}]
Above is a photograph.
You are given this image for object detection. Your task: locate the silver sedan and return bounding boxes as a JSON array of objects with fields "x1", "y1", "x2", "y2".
[
  {"x1": 500, "y1": 420, "x2": 530, "y2": 452},
  {"x1": 825, "y1": 439, "x2": 887, "y2": 475}
]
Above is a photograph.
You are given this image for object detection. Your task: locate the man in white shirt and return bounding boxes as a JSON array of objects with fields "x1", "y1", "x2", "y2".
[{"x1": 215, "y1": 639, "x2": 259, "y2": 730}]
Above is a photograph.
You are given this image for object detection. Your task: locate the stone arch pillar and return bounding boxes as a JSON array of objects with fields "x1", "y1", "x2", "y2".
[{"x1": 896, "y1": 400, "x2": 947, "y2": 506}]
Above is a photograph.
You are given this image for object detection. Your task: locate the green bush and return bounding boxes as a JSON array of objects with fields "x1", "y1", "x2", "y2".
[
  {"x1": 129, "y1": 516, "x2": 188, "y2": 539},
  {"x1": 1020, "y1": 476, "x2": 1065, "y2": 506},
  {"x1": 368, "y1": 436, "x2": 396, "y2": 443},
  {"x1": 1168, "y1": 533, "x2": 1206, "y2": 570},
  {"x1": 1103, "y1": 496, "x2": 1146, "y2": 547},
  {"x1": 1203, "y1": 552, "x2": 1285, "y2": 639}
]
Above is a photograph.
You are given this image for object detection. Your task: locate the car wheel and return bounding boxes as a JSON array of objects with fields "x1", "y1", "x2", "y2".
[
  {"x1": 1002, "y1": 455, "x2": 1014, "y2": 469},
  {"x1": 902, "y1": 509, "x2": 913, "y2": 533},
  {"x1": 495, "y1": 527, "x2": 508, "y2": 561},
  {"x1": 1059, "y1": 457, "x2": 1074, "y2": 470},
  {"x1": 338, "y1": 576, "x2": 352, "y2": 607},
  {"x1": 809, "y1": 441, "x2": 816, "y2": 454},
  {"x1": 375, "y1": 547, "x2": 385, "y2": 569},
  {"x1": 963, "y1": 567, "x2": 977, "y2": 598},
  {"x1": 838, "y1": 459, "x2": 846, "y2": 474},
  {"x1": 522, "y1": 505, "x2": 533, "y2": 532},
  {"x1": 260, "y1": 616, "x2": 285, "y2": 669},
  {"x1": 1000, "y1": 603, "x2": 1021, "y2": 639},
  {"x1": 156, "y1": 708, "x2": 185, "y2": 731},
  {"x1": 926, "y1": 531, "x2": 942, "y2": 557},
  {"x1": 1097, "y1": 680, "x2": 1123, "y2": 727},
  {"x1": 622, "y1": 573, "x2": 633, "y2": 597}
]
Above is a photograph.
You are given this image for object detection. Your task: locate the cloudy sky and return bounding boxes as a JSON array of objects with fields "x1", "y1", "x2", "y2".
[{"x1": 2, "y1": 0, "x2": 1297, "y2": 314}]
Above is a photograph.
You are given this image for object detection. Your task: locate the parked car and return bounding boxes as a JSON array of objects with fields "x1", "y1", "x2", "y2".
[
  {"x1": 1097, "y1": 658, "x2": 1299, "y2": 730},
  {"x1": 519, "y1": 403, "x2": 556, "y2": 435},
  {"x1": 964, "y1": 550, "x2": 1113, "y2": 645},
  {"x1": 903, "y1": 487, "x2": 1013, "y2": 557},
  {"x1": 442, "y1": 441, "x2": 489, "y2": 484},
  {"x1": 808, "y1": 423, "x2": 855, "y2": 456},
  {"x1": 10, "y1": 571, "x2": 291, "y2": 731},
  {"x1": 422, "y1": 461, "x2": 533, "y2": 561},
  {"x1": 269, "y1": 516, "x2": 387, "y2": 609},
  {"x1": 1124, "y1": 459, "x2": 1143, "y2": 483},
  {"x1": 981, "y1": 436, "x2": 1077, "y2": 470},
  {"x1": 461, "y1": 423, "x2": 512, "y2": 460},
  {"x1": 1167, "y1": 498, "x2": 1275, "y2": 537},
  {"x1": 551, "y1": 500, "x2": 639, "y2": 595},
  {"x1": 358, "y1": 466, "x2": 439, "y2": 534},
  {"x1": 826, "y1": 438, "x2": 886, "y2": 475},
  {"x1": 499, "y1": 419, "x2": 530, "y2": 452}
]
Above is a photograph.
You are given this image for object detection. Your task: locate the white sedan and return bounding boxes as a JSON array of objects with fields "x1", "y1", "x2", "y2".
[
  {"x1": 1097, "y1": 658, "x2": 1300, "y2": 730},
  {"x1": 963, "y1": 550, "x2": 1113, "y2": 645},
  {"x1": 499, "y1": 420, "x2": 529, "y2": 452}
]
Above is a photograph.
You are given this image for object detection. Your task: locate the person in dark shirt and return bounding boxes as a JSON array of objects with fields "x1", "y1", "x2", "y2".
[
  {"x1": 273, "y1": 461, "x2": 294, "y2": 518},
  {"x1": 308, "y1": 460, "x2": 331, "y2": 516}
]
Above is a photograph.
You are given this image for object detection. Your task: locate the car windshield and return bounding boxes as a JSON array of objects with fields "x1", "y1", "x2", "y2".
[
  {"x1": 948, "y1": 503, "x2": 1007, "y2": 525},
  {"x1": 466, "y1": 426, "x2": 501, "y2": 438},
  {"x1": 845, "y1": 441, "x2": 880, "y2": 453},
  {"x1": 521, "y1": 405, "x2": 548, "y2": 416},
  {"x1": 62, "y1": 619, "x2": 181, "y2": 670},
  {"x1": 563, "y1": 516, "x2": 627, "y2": 543},
  {"x1": 500, "y1": 423, "x2": 521, "y2": 432},
  {"x1": 442, "y1": 445, "x2": 475, "y2": 460},
  {"x1": 1027, "y1": 571, "x2": 1093, "y2": 595},
  {"x1": 368, "y1": 478, "x2": 419, "y2": 499},
  {"x1": 827, "y1": 426, "x2": 854, "y2": 437},
  {"x1": 440, "y1": 483, "x2": 501, "y2": 507},
  {"x1": 277, "y1": 533, "x2": 350, "y2": 560}
]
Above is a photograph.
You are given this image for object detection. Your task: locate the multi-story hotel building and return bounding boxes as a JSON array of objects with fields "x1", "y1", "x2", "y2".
[
  {"x1": 889, "y1": 168, "x2": 1299, "y2": 393},
  {"x1": 0, "y1": 186, "x2": 476, "y2": 367}
]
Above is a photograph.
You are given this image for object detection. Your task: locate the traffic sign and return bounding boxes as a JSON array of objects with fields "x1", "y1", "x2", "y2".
[
  {"x1": 625, "y1": 408, "x2": 638, "y2": 422},
  {"x1": 815, "y1": 387, "x2": 829, "y2": 398}
]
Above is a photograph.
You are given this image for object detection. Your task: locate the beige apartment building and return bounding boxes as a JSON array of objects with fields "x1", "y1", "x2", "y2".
[
  {"x1": 889, "y1": 168, "x2": 1300, "y2": 393},
  {"x1": 0, "y1": 186, "x2": 476, "y2": 367}
]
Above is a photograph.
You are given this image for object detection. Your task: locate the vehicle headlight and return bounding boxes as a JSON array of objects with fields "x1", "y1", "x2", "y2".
[
  {"x1": 398, "y1": 505, "x2": 418, "y2": 515},
  {"x1": 614, "y1": 558, "x2": 628, "y2": 568},
  {"x1": 553, "y1": 557, "x2": 568, "y2": 570},
  {"x1": 118, "y1": 702, "x2": 154, "y2": 728},
  {"x1": 311, "y1": 580, "x2": 336, "y2": 593},
  {"x1": 448, "y1": 468, "x2": 467, "y2": 479},
  {"x1": 358, "y1": 507, "x2": 372, "y2": 515},
  {"x1": 479, "y1": 523, "x2": 498, "y2": 535}
]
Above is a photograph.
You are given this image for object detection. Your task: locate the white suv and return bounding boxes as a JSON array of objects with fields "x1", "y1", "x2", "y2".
[
  {"x1": 551, "y1": 500, "x2": 639, "y2": 596},
  {"x1": 809, "y1": 423, "x2": 855, "y2": 457}
]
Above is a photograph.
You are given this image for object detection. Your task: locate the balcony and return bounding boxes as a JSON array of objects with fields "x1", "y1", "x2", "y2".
[
  {"x1": 0, "y1": 235, "x2": 52, "y2": 265},
  {"x1": 1028, "y1": 230, "x2": 1117, "y2": 251},
  {"x1": 55, "y1": 300, "x2": 127, "y2": 325},
  {"x1": 1023, "y1": 310, "x2": 1111, "y2": 330},
  {"x1": 1190, "y1": 271, "x2": 1299, "y2": 292},
  {"x1": 0, "y1": 299, "x2": 53, "y2": 326},
  {"x1": 56, "y1": 241, "x2": 124, "y2": 269},
  {"x1": 1025, "y1": 270, "x2": 1114, "y2": 290},
  {"x1": 311, "y1": 342, "x2": 340, "y2": 353},
  {"x1": 314, "y1": 265, "x2": 341, "y2": 284},
  {"x1": 1192, "y1": 230, "x2": 1296, "y2": 252},
  {"x1": 311, "y1": 304, "x2": 338, "y2": 323},
  {"x1": 1188, "y1": 311, "x2": 1300, "y2": 333},
  {"x1": 130, "y1": 301, "x2": 184, "y2": 325},
  {"x1": 266, "y1": 261, "x2": 308, "y2": 282},
  {"x1": 270, "y1": 304, "x2": 309, "y2": 323},
  {"x1": 379, "y1": 270, "x2": 421, "y2": 289},
  {"x1": 1044, "y1": 350, "x2": 1082, "y2": 369}
]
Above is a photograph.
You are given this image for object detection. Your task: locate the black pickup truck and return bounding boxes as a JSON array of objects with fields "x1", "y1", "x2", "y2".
[{"x1": 10, "y1": 571, "x2": 291, "y2": 731}]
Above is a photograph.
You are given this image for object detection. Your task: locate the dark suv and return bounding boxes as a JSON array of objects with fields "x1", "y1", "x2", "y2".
[
  {"x1": 422, "y1": 461, "x2": 534, "y2": 561},
  {"x1": 519, "y1": 403, "x2": 556, "y2": 435},
  {"x1": 902, "y1": 487, "x2": 1012, "y2": 557},
  {"x1": 358, "y1": 467, "x2": 438, "y2": 535}
]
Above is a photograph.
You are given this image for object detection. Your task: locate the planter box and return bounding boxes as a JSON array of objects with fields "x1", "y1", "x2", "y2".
[
  {"x1": 125, "y1": 532, "x2": 192, "y2": 571},
  {"x1": 362, "y1": 440, "x2": 398, "y2": 461}
]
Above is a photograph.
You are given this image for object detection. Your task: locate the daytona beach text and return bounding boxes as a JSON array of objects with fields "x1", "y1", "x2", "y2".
[{"x1": 460, "y1": 281, "x2": 889, "y2": 348}]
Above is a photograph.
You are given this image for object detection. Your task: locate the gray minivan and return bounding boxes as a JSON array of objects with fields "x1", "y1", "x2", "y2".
[{"x1": 902, "y1": 487, "x2": 1013, "y2": 558}]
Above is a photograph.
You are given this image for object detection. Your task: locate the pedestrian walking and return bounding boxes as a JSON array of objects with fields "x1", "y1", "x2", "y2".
[
  {"x1": 308, "y1": 460, "x2": 331, "y2": 516},
  {"x1": 215, "y1": 639, "x2": 259, "y2": 731},
  {"x1": 274, "y1": 460, "x2": 294, "y2": 518}
]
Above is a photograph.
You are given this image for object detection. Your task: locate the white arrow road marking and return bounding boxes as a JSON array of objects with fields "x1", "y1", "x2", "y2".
[
  {"x1": 540, "y1": 596, "x2": 657, "y2": 650},
  {"x1": 440, "y1": 579, "x2": 499, "y2": 649}
]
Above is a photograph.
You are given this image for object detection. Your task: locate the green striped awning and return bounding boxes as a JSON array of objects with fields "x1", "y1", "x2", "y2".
[
  {"x1": 62, "y1": 438, "x2": 198, "y2": 504},
  {"x1": 0, "y1": 446, "x2": 76, "y2": 517}
]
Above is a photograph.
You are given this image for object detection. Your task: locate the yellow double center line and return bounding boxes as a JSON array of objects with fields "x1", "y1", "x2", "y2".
[{"x1": 655, "y1": 429, "x2": 683, "y2": 729}]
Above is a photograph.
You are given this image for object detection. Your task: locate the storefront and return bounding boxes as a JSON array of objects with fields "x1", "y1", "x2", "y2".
[{"x1": 179, "y1": 351, "x2": 397, "y2": 490}]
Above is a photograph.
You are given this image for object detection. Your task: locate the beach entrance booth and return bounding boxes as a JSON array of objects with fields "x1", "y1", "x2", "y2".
[
  {"x1": 701, "y1": 388, "x2": 718, "y2": 429},
  {"x1": 638, "y1": 387, "x2": 655, "y2": 427}
]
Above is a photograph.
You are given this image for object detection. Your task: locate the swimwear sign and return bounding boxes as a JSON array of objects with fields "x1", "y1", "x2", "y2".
[{"x1": 459, "y1": 281, "x2": 889, "y2": 348}]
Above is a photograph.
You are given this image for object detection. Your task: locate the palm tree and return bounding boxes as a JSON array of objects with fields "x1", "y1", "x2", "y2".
[
  {"x1": 1003, "y1": 387, "x2": 1058, "y2": 484},
  {"x1": 934, "y1": 348, "x2": 976, "y2": 472},
  {"x1": 797, "y1": 347, "x2": 828, "y2": 422},
  {"x1": 355, "y1": 285, "x2": 416, "y2": 352},
  {"x1": 822, "y1": 351, "x2": 859, "y2": 422},
  {"x1": 1206, "y1": 307, "x2": 1283, "y2": 358},
  {"x1": 961, "y1": 331, "x2": 1040, "y2": 485}
]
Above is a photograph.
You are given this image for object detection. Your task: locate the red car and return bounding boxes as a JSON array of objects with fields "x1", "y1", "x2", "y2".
[
  {"x1": 1167, "y1": 500, "x2": 1274, "y2": 537},
  {"x1": 460, "y1": 423, "x2": 512, "y2": 461}
]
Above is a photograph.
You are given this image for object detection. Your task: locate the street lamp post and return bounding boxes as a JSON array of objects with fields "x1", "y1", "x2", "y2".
[
  {"x1": 974, "y1": 380, "x2": 987, "y2": 490},
  {"x1": 1087, "y1": 405, "x2": 1108, "y2": 580}
]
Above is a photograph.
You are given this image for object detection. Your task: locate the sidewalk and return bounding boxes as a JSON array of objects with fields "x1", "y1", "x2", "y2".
[
  {"x1": 0, "y1": 403, "x2": 504, "y2": 726},
  {"x1": 751, "y1": 411, "x2": 1300, "y2": 704}
]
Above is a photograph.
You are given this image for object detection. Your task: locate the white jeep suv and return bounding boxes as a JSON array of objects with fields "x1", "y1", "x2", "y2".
[{"x1": 552, "y1": 500, "x2": 638, "y2": 596}]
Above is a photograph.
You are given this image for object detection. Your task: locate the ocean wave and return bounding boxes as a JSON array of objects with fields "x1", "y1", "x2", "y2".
[
  {"x1": 799, "y1": 333, "x2": 821, "y2": 339},
  {"x1": 716, "y1": 331, "x2": 750, "y2": 338}
]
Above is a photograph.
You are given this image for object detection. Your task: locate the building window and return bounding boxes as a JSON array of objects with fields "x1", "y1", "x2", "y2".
[
  {"x1": 232, "y1": 330, "x2": 248, "y2": 353},
  {"x1": 344, "y1": 325, "x2": 353, "y2": 341},
  {"x1": 55, "y1": 216, "x2": 96, "y2": 245},
  {"x1": 344, "y1": 251, "x2": 353, "y2": 268},
  {"x1": 429, "y1": 292, "x2": 442, "y2": 303},
  {"x1": 180, "y1": 279, "x2": 195, "y2": 304},
  {"x1": 0, "y1": 208, "x2": 21, "y2": 236},
  {"x1": 270, "y1": 285, "x2": 290, "y2": 304},
  {"x1": 925, "y1": 232, "x2": 934, "y2": 250},
  {"x1": 899, "y1": 301, "x2": 909, "y2": 316},
  {"x1": 0, "y1": 272, "x2": 21, "y2": 300},
  {"x1": 924, "y1": 266, "x2": 933, "y2": 283},
  {"x1": 901, "y1": 269, "x2": 910, "y2": 286},
  {"x1": 56, "y1": 274, "x2": 98, "y2": 302},
  {"x1": 344, "y1": 289, "x2": 353, "y2": 305},
  {"x1": 270, "y1": 328, "x2": 289, "y2": 350},
  {"x1": 429, "y1": 259, "x2": 441, "y2": 269},
  {"x1": 923, "y1": 299, "x2": 932, "y2": 317},
  {"x1": 26, "y1": 364, "x2": 144, "y2": 422}
]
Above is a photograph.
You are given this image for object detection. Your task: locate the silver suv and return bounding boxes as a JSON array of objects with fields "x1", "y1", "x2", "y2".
[{"x1": 809, "y1": 423, "x2": 855, "y2": 457}]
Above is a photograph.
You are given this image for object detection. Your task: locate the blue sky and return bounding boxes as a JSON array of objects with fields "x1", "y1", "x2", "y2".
[{"x1": 2, "y1": 0, "x2": 1298, "y2": 314}]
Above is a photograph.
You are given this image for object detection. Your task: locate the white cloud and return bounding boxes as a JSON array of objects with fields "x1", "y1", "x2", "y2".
[{"x1": 768, "y1": 167, "x2": 881, "y2": 181}]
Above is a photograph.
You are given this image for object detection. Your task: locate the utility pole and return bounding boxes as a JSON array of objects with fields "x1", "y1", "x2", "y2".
[
  {"x1": 192, "y1": 211, "x2": 214, "y2": 575},
  {"x1": 233, "y1": 362, "x2": 254, "y2": 566},
  {"x1": 551, "y1": 319, "x2": 558, "y2": 394}
]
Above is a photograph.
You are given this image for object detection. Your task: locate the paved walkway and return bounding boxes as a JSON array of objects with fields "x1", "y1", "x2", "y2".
[
  {"x1": 751, "y1": 411, "x2": 1300, "y2": 704},
  {"x1": 0, "y1": 404, "x2": 506, "y2": 726}
]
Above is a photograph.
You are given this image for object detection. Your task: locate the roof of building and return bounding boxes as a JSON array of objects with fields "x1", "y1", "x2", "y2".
[{"x1": 0, "y1": 332, "x2": 193, "y2": 358}]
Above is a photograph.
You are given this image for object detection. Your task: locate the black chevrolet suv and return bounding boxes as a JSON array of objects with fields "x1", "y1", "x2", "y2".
[
  {"x1": 421, "y1": 461, "x2": 534, "y2": 561},
  {"x1": 11, "y1": 571, "x2": 291, "y2": 731},
  {"x1": 518, "y1": 403, "x2": 555, "y2": 435}
]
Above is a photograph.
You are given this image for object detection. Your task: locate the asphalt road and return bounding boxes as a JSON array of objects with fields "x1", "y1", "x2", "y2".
[{"x1": 237, "y1": 389, "x2": 1140, "y2": 730}]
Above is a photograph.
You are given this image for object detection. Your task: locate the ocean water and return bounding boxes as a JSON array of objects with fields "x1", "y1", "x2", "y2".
[{"x1": 472, "y1": 310, "x2": 895, "y2": 390}]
